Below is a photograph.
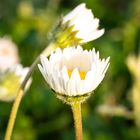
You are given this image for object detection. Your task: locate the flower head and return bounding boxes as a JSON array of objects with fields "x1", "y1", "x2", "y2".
[
  {"x1": 62, "y1": 3, "x2": 104, "y2": 43},
  {"x1": 38, "y1": 46, "x2": 109, "y2": 101},
  {"x1": 0, "y1": 37, "x2": 19, "y2": 71},
  {"x1": 0, "y1": 64, "x2": 31, "y2": 102}
]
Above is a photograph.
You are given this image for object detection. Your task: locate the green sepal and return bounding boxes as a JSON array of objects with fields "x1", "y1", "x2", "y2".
[
  {"x1": 55, "y1": 92, "x2": 91, "y2": 105},
  {"x1": 52, "y1": 20, "x2": 83, "y2": 48}
]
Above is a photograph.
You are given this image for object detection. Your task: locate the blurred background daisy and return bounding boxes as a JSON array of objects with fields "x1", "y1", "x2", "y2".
[
  {"x1": 0, "y1": 37, "x2": 31, "y2": 102},
  {"x1": 0, "y1": 0, "x2": 140, "y2": 140}
]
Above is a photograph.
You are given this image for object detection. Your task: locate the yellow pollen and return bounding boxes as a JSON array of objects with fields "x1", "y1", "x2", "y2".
[{"x1": 67, "y1": 69, "x2": 86, "y2": 80}]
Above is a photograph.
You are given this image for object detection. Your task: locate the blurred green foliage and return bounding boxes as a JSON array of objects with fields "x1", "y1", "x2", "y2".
[{"x1": 0, "y1": 0, "x2": 140, "y2": 139}]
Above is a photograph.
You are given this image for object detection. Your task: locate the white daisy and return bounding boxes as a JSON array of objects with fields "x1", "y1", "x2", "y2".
[
  {"x1": 62, "y1": 3, "x2": 104, "y2": 43},
  {"x1": 0, "y1": 37, "x2": 19, "y2": 71},
  {"x1": 0, "y1": 64, "x2": 32, "y2": 102},
  {"x1": 38, "y1": 46, "x2": 110, "y2": 97}
]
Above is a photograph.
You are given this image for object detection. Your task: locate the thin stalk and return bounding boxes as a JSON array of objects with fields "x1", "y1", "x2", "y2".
[
  {"x1": 4, "y1": 43, "x2": 56, "y2": 140},
  {"x1": 71, "y1": 102, "x2": 83, "y2": 140},
  {"x1": 4, "y1": 89, "x2": 24, "y2": 140}
]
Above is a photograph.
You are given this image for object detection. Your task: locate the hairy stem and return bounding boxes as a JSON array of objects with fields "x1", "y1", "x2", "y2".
[
  {"x1": 71, "y1": 102, "x2": 83, "y2": 140},
  {"x1": 4, "y1": 43, "x2": 56, "y2": 140}
]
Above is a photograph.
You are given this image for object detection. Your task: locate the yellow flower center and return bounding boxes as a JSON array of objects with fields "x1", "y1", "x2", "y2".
[{"x1": 67, "y1": 69, "x2": 86, "y2": 80}]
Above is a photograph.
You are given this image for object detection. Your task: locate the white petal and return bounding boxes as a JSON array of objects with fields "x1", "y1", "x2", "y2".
[
  {"x1": 80, "y1": 29, "x2": 104, "y2": 43},
  {"x1": 60, "y1": 66, "x2": 69, "y2": 94},
  {"x1": 49, "y1": 48, "x2": 62, "y2": 64},
  {"x1": 63, "y1": 3, "x2": 86, "y2": 23},
  {"x1": 40, "y1": 55, "x2": 50, "y2": 73},
  {"x1": 84, "y1": 71, "x2": 94, "y2": 93},
  {"x1": 67, "y1": 68, "x2": 81, "y2": 96}
]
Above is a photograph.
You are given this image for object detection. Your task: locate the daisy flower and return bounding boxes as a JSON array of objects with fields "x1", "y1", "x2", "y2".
[
  {"x1": 38, "y1": 46, "x2": 109, "y2": 103},
  {"x1": 62, "y1": 3, "x2": 104, "y2": 43}
]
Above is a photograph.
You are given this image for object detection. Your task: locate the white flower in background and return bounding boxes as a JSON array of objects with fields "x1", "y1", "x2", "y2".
[
  {"x1": 62, "y1": 3, "x2": 104, "y2": 43},
  {"x1": 0, "y1": 64, "x2": 31, "y2": 102},
  {"x1": 0, "y1": 37, "x2": 19, "y2": 71},
  {"x1": 38, "y1": 46, "x2": 109, "y2": 97},
  {"x1": 0, "y1": 37, "x2": 32, "y2": 102}
]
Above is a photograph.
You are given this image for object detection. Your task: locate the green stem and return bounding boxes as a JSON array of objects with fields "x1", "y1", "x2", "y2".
[
  {"x1": 4, "y1": 43, "x2": 56, "y2": 140},
  {"x1": 4, "y1": 89, "x2": 24, "y2": 140},
  {"x1": 71, "y1": 102, "x2": 83, "y2": 140}
]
